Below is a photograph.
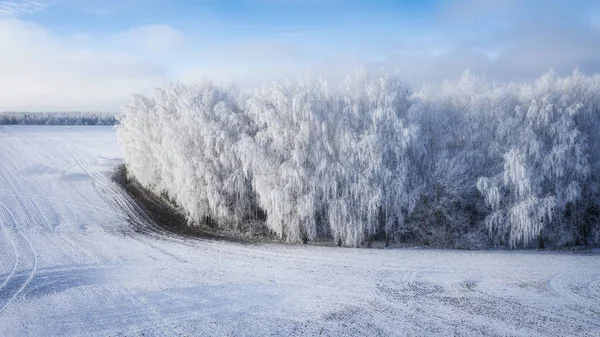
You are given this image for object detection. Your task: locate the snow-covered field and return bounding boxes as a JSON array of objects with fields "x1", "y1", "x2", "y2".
[{"x1": 0, "y1": 126, "x2": 598, "y2": 336}]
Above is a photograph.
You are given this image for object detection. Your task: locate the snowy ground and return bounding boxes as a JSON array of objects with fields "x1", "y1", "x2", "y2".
[{"x1": 0, "y1": 126, "x2": 598, "y2": 336}]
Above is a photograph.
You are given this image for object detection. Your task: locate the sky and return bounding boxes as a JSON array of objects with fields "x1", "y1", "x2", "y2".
[{"x1": 0, "y1": 0, "x2": 599, "y2": 111}]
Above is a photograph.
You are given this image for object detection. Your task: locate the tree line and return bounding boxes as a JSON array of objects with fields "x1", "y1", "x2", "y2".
[
  {"x1": 1, "y1": 112, "x2": 117, "y2": 125},
  {"x1": 117, "y1": 70, "x2": 600, "y2": 248}
]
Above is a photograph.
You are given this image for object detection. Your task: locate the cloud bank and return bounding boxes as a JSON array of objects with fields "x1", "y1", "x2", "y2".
[
  {"x1": 0, "y1": 19, "x2": 169, "y2": 111},
  {"x1": 0, "y1": 0, "x2": 599, "y2": 111}
]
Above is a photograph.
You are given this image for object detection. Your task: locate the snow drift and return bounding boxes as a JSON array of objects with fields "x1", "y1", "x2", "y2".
[{"x1": 117, "y1": 70, "x2": 600, "y2": 248}]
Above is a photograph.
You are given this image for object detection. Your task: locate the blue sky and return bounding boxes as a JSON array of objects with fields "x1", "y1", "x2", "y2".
[{"x1": 1, "y1": 0, "x2": 599, "y2": 111}]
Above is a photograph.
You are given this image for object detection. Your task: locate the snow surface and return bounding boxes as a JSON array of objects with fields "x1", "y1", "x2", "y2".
[{"x1": 0, "y1": 126, "x2": 599, "y2": 336}]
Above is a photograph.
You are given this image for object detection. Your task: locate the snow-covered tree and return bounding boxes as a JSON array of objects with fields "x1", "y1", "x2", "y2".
[
  {"x1": 118, "y1": 81, "x2": 259, "y2": 230},
  {"x1": 406, "y1": 71, "x2": 496, "y2": 246},
  {"x1": 477, "y1": 71, "x2": 596, "y2": 247},
  {"x1": 241, "y1": 71, "x2": 416, "y2": 246},
  {"x1": 118, "y1": 69, "x2": 600, "y2": 248}
]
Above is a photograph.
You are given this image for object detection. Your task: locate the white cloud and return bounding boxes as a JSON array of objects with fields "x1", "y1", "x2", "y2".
[
  {"x1": 0, "y1": 1, "x2": 45, "y2": 17},
  {"x1": 0, "y1": 19, "x2": 170, "y2": 112},
  {"x1": 113, "y1": 24, "x2": 186, "y2": 55},
  {"x1": 170, "y1": 0, "x2": 600, "y2": 90},
  {"x1": 175, "y1": 38, "x2": 313, "y2": 89},
  {"x1": 2, "y1": 0, "x2": 600, "y2": 111}
]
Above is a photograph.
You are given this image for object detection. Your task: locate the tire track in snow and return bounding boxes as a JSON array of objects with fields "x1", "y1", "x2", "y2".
[
  {"x1": 64, "y1": 146, "x2": 164, "y2": 235},
  {"x1": 0, "y1": 188, "x2": 126, "y2": 219},
  {"x1": 0, "y1": 264, "x2": 111, "y2": 302},
  {"x1": 461, "y1": 279, "x2": 480, "y2": 292},
  {"x1": 0, "y1": 139, "x2": 41, "y2": 313},
  {"x1": 0, "y1": 160, "x2": 43, "y2": 231},
  {"x1": 0, "y1": 148, "x2": 55, "y2": 232},
  {"x1": 61, "y1": 145, "x2": 209, "y2": 334},
  {"x1": 376, "y1": 269, "x2": 447, "y2": 301},
  {"x1": 0, "y1": 201, "x2": 38, "y2": 315},
  {"x1": 0, "y1": 202, "x2": 19, "y2": 299},
  {"x1": 548, "y1": 272, "x2": 600, "y2": 309},
  {"x1": 64, "y1": 145, "x2": 259, "y2": 267}
]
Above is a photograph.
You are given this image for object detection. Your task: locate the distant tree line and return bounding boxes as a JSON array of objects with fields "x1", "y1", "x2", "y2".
[
  {"x1": 117, "y1": 70, "x2": 600, "y2": 249},
  {"x1": 0, "y1": 112, "x2": 117, "y2": 125}
]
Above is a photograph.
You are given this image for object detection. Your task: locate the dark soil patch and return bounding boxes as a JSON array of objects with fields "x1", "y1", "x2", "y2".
[{"x1": 112, "y1": 164, "x2": 272, "y2": 244}]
